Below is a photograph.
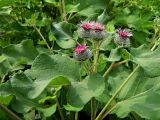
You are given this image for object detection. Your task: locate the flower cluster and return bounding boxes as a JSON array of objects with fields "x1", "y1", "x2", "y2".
[
  {"x1": 78, "y1": 21, "x2": 106, "y2": 40},
  {"x1": 74, "y1": 21, "x2": 133, "y2": 61},
  {"x1": 114, "y1": 28, "x2": 132, "y2": 47},
  {"x1": 73, "y1": 44, "x2": 92, "y2": 61}
]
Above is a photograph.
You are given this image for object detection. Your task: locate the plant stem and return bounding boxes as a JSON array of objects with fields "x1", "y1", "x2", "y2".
[
  {"x1": 91, "y1": 41, "x2": 101, "y2": 120},
  {"x1": 103, "y1": 62, "x2": 115, "y2": 78},
  {"x1": 0, "y1": 103, "x2": 22, "y2": 120},
  {"x1": 59, "y1": 0, "x2": 66, "y2": 21},
  {"x1": 112, "y1": 60, "x2": 128, "y2": 68},
  {"x1": 131, "y1": 112, "x2": 139, "y2": 120},
  {"x1": 1, "y1": 73, "x2": 7, "y2": 83},
  {"x1": 93, "y1": 41, "x2": 100, "y2": 73},
  {"x1": 75, "y1": 112, "x2": 78, "y2": 120},
  {"x1": 102, "y1": 104, "x2": 117, "y2": 119},
  {"x1": 34, "y1": 26, "x2": 52, "y2": 51},
  {"x1": 91, "y1": 97, "x2": 96, "y2": 120},
  {"x1": 58, "y1": 0, "x2": 63, "y2": 21},
  {"x1": 95, "y1": 65, "x2": 140, "y2": 120},
  {"x1": 56, "y1": 97, "x2": 65, "y2": 120},
  {"x1": 62, "y1": 0, "x2": 66, "y2": 21}
]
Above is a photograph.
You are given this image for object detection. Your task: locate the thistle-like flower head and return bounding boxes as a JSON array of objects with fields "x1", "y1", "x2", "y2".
[
  {"x1": 114, "y1": 28, "x2": 133, "y2": 47},
  {"x1": 92, "y1": 22, "x2": 105, "y2": 32},
  {"x1": 75, "y1": 44, "x2": 87, "y2": 55},
  {"x1": 80, "y1": 22, "x2": 93, "y2": 31},
  {"x1": 116, "y1": 28, "x2": 132, "y2": 39},
  {"x1": 78, "y1": 21, "x2": 106, "y2": 40},
  {"x1": 74, "y1": 44, "x2": 92, "y2": 61}
]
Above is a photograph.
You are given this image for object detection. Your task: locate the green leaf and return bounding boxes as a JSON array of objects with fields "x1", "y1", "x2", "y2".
[
  {"x1": 0, "y1": 110, "x2": 11, "y2": 120},
  {"x1": 2, "y1": 40, "x2": 39, "y2": 65},
  {"x1": 68, "y1": 0, "x2": 106, "y2": 18},
  {"x1": 52, "y1": 22, "x2": 76, "y2": 49},
  {"x1": 112, "y1": 84, "x2": 160, "y2": 120},
  {"x1": 65, "y1": 74, "x2": 105, "y2": 111},
  {"x1": 38, "y1": 104, "x2": 57, "y2": 117},
  {"x1": 44, "y1": 0, "x2": 58, "y2": 6},
  {"x1": 100, "y1": 34, "x2": 115, "y2": 51},
  {"x1": 0, "y1": 73, "x2": 55, "y2": 115},
  {"x1": 106, "y1": 48, "x2": 121, "y2": 62},
  {"x1": 108, "y1": 66, "x2": 131, "y2": 99},
  {"x1": 0, "y1": 56, "x2": 11, "y2": 79},
  {"x1": 0, "y1": 6, "x2": 12, "y2": 15},
  {"x1": 0, "y1": 95, "x2": 13, "y2": 105},
  {"x1": 66, "y1": 4, "x2": 80, "y2": 13},
  {"x1": 49, "y1": 76, "x2": 70, "y2": 87},
  {"x1": 131, "y1": 45, "x2": 160, "y2": 77},
  {"x1": 25, "y1": 53, "x2": 80, "y2": 98},
  {"x1": 0, "y1": 0, "x2": 15, "y2": 8}
]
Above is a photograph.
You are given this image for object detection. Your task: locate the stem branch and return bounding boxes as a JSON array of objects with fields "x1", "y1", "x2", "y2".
[
  {"x1": 34, "y1": 26, "x2": 51, "y2": 51},
  {"x1": 103, "y1": 62, "x2": 115, "y2": 78},
  {"x1": 75, "y1": 112, "x2": 78, "y2": 120},
  {"x1": 56, "y1": 98, "x2": 65, "y2": 120},
  {"x1": 0, "y1": 104, "x2": 22, "y2": 120}
]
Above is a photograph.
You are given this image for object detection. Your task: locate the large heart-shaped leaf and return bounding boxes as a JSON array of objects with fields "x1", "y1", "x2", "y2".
[
  {"x1": 2, "y1": 39, "x2": 39, "y2": 65},
  {"x1": 65, "y1": 74, "x2": 105, "y2": 111},
  {"x1": 131, "y1": 45, "x2": 160, "y2": 77},
  {"x1": 107, "y1": 45, "x2": 160, "y2": 119},
  {"x1": 25, "y1": 53, "x2": 80, "y2": 98},
  {"x1": 112, "y1": 83, "x2": 160, "y2": 120},
  {"x1": 52, "y1": 22, "x2": 76, "y2": 49}
]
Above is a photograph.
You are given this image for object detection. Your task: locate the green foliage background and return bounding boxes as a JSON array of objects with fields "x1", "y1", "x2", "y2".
[{"x1": 0, "y1": 0, "x2": 160, "y2": 120}]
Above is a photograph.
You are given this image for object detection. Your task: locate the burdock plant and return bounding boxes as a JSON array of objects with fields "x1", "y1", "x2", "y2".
[
  {"x1": 114, "y1": 28, "x2": 133, "y2": 47},
  {"x1": 77, "y1": 21, "x2": 106, "y2": 40},
  {"x1": 75, "y1": 21, "x2": 107, "y2": 120},
  {"x1": 73, "y1": 44, "x2": 92, "y2": 61}
]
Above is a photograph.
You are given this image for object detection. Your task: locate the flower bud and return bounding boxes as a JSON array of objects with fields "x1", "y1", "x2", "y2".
[
  {"x1": 114, "y1": 28, "x2": 132, "y2": 47},
  {"x1": 77, "y1": 21, "x2": 106, "y2": 40},
  {"x1": 91, "y1": 22, "x2": 106, "y2": 40},
  {"x1": 73, "y1": 44, "x2": 92, "y2": 61},
  {"x1": 77, "y1": 22, "x2": 93, "y2": 39}
]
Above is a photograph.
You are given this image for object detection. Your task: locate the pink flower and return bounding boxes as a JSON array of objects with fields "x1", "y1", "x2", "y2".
[
  {"x1": 75, "y1": 44, "x2": 87, "y2": 55},
  {"x1": 78, "y1": 21, "x2": 106, "y2": 40},
  {"x1": 117, "y1": 28, "x2": 132, "y2": 39},
  {"x1": 74, "y1": 44, "x2": 92, "y2": 61},
  {"x1": 114, "y1": 28, "x2": 133, "y2": 47},
  {"x1": 80, "y1": 22, "x2": 92, "y2": 31},
  {"x1": 92, "y1": 22, "x2": 105, "y2": 32}
]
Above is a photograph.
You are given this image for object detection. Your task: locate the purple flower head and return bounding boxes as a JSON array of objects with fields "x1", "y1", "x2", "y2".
[
  {"x1": 116, "y1": 28, "x2": 132, "y2": 39},
  {"x1": 74, "y1": 44, "x2": 92, "y2": 61},
  {"x1": 114, "y1": 28, "x2": 133, "y2": 47},
  {"x1": 92, "y1": 22, "x2": 105, "y2": 32},
  {"x1": 77, "y1": 21, "x2": 106, "y2": 40},
  {"x1": 75, "y1": 44, "x2": 87, "y2": 55},
  {"x1": 80, "y1": 22, "x2": 93, "y2": 31}
]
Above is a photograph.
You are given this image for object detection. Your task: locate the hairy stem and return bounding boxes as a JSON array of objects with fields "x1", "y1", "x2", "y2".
[
  {"x1": 56, "y1": 98, "x2": 65, "y2": 120},
  {"x1": 34, "y1": 26, "x2": 51, "y2": 51},
  {"x1": 75, "y1": 112, "x2": 78, "y2": 120},
  {"x1": 62, "y1": 0, "x2": 66, "y2": 21},
  {"x1": 91, "y1": 41, "x2": 101, "y2": 120},
  {"x1": 91, "y1": 97, "x2": 97, "y2": 120},
  {"x1": 103, "y1": 62, "x2": 115, "y2": 78},
  {"x1": 0, "y1": 104, "x2": 22, "y2": 120},
  {"x1": 93, "y1": 41, "x2": 100, "y2": 73},
  {"x1": 112, "y1": 60, "x2": 128, "y2": 68},
  {"x1": 59, "y1": 0, "x2": 66, "y2": 21}
]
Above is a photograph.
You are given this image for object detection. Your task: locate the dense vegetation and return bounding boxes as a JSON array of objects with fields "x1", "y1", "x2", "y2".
[{"x1": 0, "y1": 0, "x2": 160, "y2": 120}]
